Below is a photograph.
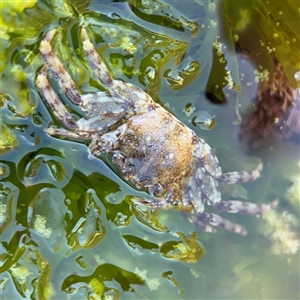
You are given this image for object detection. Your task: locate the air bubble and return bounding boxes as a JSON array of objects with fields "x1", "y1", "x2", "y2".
[
  {"x1": 192, "y1": 111, "x2": 216, "y2": 130},
  {"x1": 294, "y1": 71, "x2": 300, "y2": 83},
  {"x1": 0, "y1": 163, "x2": 9, "y2": 179}
]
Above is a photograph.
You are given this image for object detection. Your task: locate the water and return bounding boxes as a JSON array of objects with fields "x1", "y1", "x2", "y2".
[{"x1": 1, "y1": 0, "x2": 299, "y2": 299}]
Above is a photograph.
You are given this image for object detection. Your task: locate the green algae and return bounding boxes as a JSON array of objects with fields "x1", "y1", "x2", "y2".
[
  {"x1": 160, "y1": 231, "x2": 205, "y2": 263},
  {"x1": 0, "y1": 125, "x2": 19, "y2": 155}
]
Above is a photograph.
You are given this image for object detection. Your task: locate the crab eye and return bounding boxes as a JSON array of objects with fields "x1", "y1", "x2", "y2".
[
  {"x1": 123, "y1": 165, "x2": 135, "y2": 179},
  {"x1": 149, "y1": 183, "x2": 165, "y2": 197},
  {"x1": 135, "y1": 178, "x2": 148, "y2": 189},
  {"x1": 111, "y1": 152, "x2": 125, "y2": 164}
]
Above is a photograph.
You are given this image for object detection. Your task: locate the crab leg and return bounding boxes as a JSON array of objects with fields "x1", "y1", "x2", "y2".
[
  {"x1": 80, "y1": 92, "x2": 127, "y2": 120},
  {"x1": 40, "y1": 28, "x2": 82, "y2": 104},
  {"x1": 189, "y1": 212, "x2": 247, "y2": 235},
  {"x1": 214, "y1": 199, "x2": 278, "y2": 215},
  {"x1": 81, "y1": 28, "x2": 154, "y2": 114},
  {"x1": 217, "y1": 162, "x2": 263, "y2": 184},
  {"x1": 40, "y1": 28, "x2": 131, "y2": 130},
  {"x1": 37, "y1": 66, "x2": 78, "y2": 131},
  {"x1": 187, "y1": 216, "x2": 216, "y2": 233},
  {"x1": 81, "y1": 28, "x2": 113, "y2": 87},
  {"x1": 37, "y1": 68, "x2": 119, "y2": 136},
  {"x1": 131, "y1": 196, "x2": 174, "y2": 209},
  {"x1": 45, "y1": 127, "x2": 90, "y2": 139}
]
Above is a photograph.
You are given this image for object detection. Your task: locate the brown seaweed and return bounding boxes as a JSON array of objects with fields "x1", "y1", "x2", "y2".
[{"x1": 241, "y1": 57, "x2": 300, "y2": 148}]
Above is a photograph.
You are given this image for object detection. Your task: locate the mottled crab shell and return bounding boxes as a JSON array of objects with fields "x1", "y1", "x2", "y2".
[{"x1": 116, "y1": 108, "x2": 194, "y2": 193}]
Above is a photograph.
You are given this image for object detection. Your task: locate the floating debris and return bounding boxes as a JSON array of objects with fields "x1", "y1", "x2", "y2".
[
  {"x1": 134, "y1": 267, "x2": 161, "y2": 291},
  {"x1": 262, "y1": 210, "x2": 299, "y2": 255},
  {"x1": 192, "y1": 110, "x2": 216, "y2": 130},
  {"x1": 165, "y1": 61, "x2": 201, "y2": 90},
  {"x1": 184, "y1": 103, "x2": 196, "y2": 117},
  {"x1": 160, "y1": 231, "x2": 205, "y2": 263},
  {"x1": 241, "y1": 59, "x2": 300, "y2": 148}
]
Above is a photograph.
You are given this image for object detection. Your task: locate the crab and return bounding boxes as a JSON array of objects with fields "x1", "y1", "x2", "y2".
[{"x1": 36, "y1": 27, "x2": 278, "y2": 235}]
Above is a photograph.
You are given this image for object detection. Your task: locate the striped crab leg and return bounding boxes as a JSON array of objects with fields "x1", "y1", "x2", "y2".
[{"x1": 39, "y1": 28, "x2": 82, "y2": 104}]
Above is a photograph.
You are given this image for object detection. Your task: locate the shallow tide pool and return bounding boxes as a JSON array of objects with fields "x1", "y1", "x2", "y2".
[{"x1": 1, "y1": 1, "x2": 299, "y2": 299}]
